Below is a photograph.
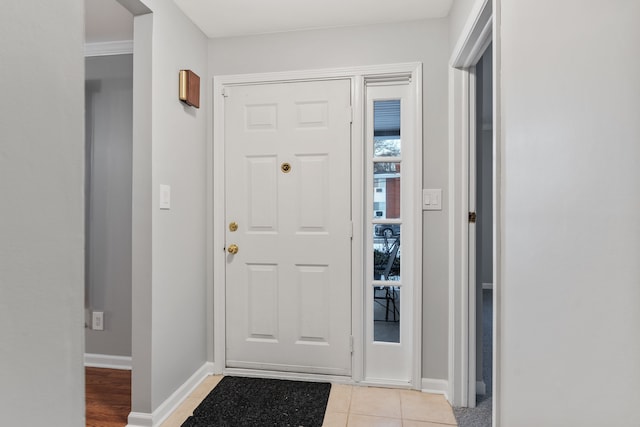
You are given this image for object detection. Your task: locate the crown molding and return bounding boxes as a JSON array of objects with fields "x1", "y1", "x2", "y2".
[{"x1": 85, "y1": 40, "x2": 133, "y2": 57}]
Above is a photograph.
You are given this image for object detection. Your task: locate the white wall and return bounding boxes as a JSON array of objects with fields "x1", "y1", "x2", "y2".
[
  {"x1": 448, "y1": 0, "x2": 481, "y2": 57},
  {"x1": 499, "y1": 0, "x2": 640, "y2": 425},
  {"x1": 129, "y1": 0, "x2": 209, "y2": 415},
  {"x1": 85, "y1": 54, "x2": 133, "y2": 357},
  {"x1": 0, "y1": 1, "x2": 85, "y2": 425},
  {"x1": 209, "y1": 18, "x2": 451, "y2": 380},
  {"x1": 131, "y1": 10, "x2": 154, "y2": 415},
  {"x1": 150, "y1": 0, "x2": 208, "y2": 410}
]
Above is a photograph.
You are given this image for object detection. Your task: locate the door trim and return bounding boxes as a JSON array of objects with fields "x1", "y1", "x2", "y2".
[{"x1": 210, "y1": 63, "x2": 422, "y2": 387}]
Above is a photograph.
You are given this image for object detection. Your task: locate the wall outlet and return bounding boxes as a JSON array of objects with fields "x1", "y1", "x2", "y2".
[{"x1": 92, "y1": 311, "x2": 104, "y2": 331}]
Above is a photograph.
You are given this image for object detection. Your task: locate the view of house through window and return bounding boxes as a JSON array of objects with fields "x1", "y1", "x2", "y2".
[{"x1": 372, "y1": 99, "x2": 401, "y2": 343}]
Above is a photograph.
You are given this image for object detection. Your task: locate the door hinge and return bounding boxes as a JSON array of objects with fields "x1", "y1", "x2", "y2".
[
  {"x1": 350, "y1": 336, "x2": 354, "y2": 354},
  {"x1": 347, "y1": 106, "x2": 353, "y2": 124},
  {"x1": 349, "y1": 221, "x2": 353, "y2": 239},
  {"x1": 221, "y1": 87, "x2": 228, "y2": 97},
  {"x1": 469, "y1": 212, "x2": 477, "y2": 223}
]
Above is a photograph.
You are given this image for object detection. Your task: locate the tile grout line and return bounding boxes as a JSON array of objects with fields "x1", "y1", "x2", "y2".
[{"x1": 346, "y1": 384, "x2": 353, "y2": 420}]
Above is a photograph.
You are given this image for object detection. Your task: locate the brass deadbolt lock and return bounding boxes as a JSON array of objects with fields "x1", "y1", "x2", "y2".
[
  {"x1": 281, "y1": 162, "x2": 292, "y2": 173},
  {"x1": 229, "y1": 222, "x2": 238, "y2": 232}
]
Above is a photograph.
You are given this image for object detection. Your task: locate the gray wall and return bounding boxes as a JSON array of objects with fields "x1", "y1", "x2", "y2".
[
  {"x1": 129, "y1": 0, "x2": 209, "y2": 414},
  {"x1": 85, "y1": 54, "x2": 133, "y2": 357},
  {"x1": 0, "y1": 1, "x2": 85, "y2": 425},
  {"x1": 499, "y1": 0, "x2": 640, "y2": 424},
  {"x1": 209, "y1": 18, "x2": 451, "y2": 381}
]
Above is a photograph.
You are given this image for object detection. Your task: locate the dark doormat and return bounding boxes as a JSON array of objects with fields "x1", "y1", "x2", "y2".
[{"x1": 181, "y1": 376, "x2": 331, "y2": 427}]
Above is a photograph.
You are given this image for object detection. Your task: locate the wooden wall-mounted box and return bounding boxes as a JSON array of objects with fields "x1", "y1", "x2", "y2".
[{"x1": 179, "y1": 69, "x2": 200, "y2": 108}]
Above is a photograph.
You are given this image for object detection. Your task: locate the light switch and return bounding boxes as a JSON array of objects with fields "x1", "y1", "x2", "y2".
[
  {"x1": 423, "y1": 189, "x2": 442, "y2": 210},
  {"x1": 160, "y1": 184, "x2": 171, "y2": 210}
]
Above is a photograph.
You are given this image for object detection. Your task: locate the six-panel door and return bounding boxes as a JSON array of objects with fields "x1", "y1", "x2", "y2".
[{"x1": 224, "y1": 79, "x2": 352, "y2": 375}]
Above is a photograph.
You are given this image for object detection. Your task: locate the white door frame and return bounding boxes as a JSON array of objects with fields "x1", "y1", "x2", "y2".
[
  {"x1": 448, "y1": 0, "x2": 500, "y2": 419},
  {"x1": 211, "y1": 63, "x2": 422, "y2": 387}
]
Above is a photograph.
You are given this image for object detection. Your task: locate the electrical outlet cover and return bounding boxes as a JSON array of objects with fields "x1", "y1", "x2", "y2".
[{"x1": 92, "y1": 311, "x2": 104, "y2": 331}]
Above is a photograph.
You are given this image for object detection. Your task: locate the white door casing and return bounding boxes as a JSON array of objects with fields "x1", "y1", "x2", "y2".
[
  {"x1": 448, "y1": 0, "x2": 496, "y2": 410},
  {"x1": 223, "y1": 80, "x2": 352, "y2": 375},
  {"x1": 211, "y1": 64, "x2": 422, "y2": 386},
  {"x1": 467, "y1": 66, "x2": 478, "y2": 407}
]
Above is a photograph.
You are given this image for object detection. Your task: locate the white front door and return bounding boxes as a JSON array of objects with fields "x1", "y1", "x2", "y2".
[{"x1": 224, "y1": 79, "x2": 352, "y2": 376}]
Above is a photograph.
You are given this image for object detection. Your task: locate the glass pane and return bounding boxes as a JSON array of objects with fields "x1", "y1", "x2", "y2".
[
  {"x1": 373, "y1": 100, "x2": 401, "y2": 157},
  {"x1": 374, "y1": 136, "x2": 401, "y2": 157},
  {"x1": 373, "y1": 286, "x2": 400, "y2": 343},
  {"x1": 373, "y1": 225, "x2": 401, "y2": 281},
  {"x1": 373, "y1": 162, "x2": 400, "y2": 219}
]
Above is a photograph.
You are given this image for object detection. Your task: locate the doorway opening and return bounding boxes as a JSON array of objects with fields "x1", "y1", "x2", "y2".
[
  {"x1": 448, "y1": 0, "x2": 499, "y2": 422},
  {"x1": 459, "y1": 43, "x2": 494, "y2": 423},
  {"x1": 84, "y1": 0, "x2": 134, "y2": 424},
  {"x1": 84, "y1": 0, "x2": 154, "y2": 424},
  {"x1": 473, "y1": 45, "x2": 494, "y2": 408}
]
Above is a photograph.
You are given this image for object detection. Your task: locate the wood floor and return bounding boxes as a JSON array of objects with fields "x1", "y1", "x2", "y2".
[{"x1": 85, "y1": 367, "x2": 131, "y2": 427}]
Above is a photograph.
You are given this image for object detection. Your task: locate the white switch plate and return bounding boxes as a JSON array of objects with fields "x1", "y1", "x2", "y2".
[
  {"x1": 160, "y1": 184, "x2": 171, "y2": 210},
  {"x1": 423, "y1": 189, "x2": 442, "y2": 210}
]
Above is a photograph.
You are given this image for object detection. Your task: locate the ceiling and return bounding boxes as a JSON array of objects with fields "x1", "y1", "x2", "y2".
[
  {"x1": 85, "y1": 0, "x2": 453, "y2": 42},
  {"x1": 174, "y1": 0, "x2": 454, "y2": 39}
]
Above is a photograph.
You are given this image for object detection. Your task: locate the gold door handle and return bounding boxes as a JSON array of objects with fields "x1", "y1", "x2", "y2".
[{"x1": 227, "y1": 244, "x2": 239, "y2": 254}]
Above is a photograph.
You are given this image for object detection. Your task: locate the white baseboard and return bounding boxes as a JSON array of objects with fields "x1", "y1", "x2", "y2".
[
  {"x1": 126, "y1": 412, "x2": 153, "y2": 427},
  {"x1": 476, "y1": 380, "x2": 486, "y2": 395},
  {"x1": 126, "y1": 361, "x2": 215, "y2": 427},
  {"x1": 421, "y1": 378, "x2": 449, "y2": 401},
  {"x1": 84, "y1": 353, "x2": 132, "y2": 370},
  {"x1": 482, "y1": 282, "x2": 493, "y2": 290}
]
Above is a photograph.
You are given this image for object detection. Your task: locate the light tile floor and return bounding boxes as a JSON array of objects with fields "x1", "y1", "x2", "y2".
[{"x1": 160, "y1": 376, "x2": 458, "y2": 427}]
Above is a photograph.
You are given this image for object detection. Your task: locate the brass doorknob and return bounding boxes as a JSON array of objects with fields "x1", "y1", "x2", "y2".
[{"x1": 227, "y1": 244, "x2": 239, "y2": 254}]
